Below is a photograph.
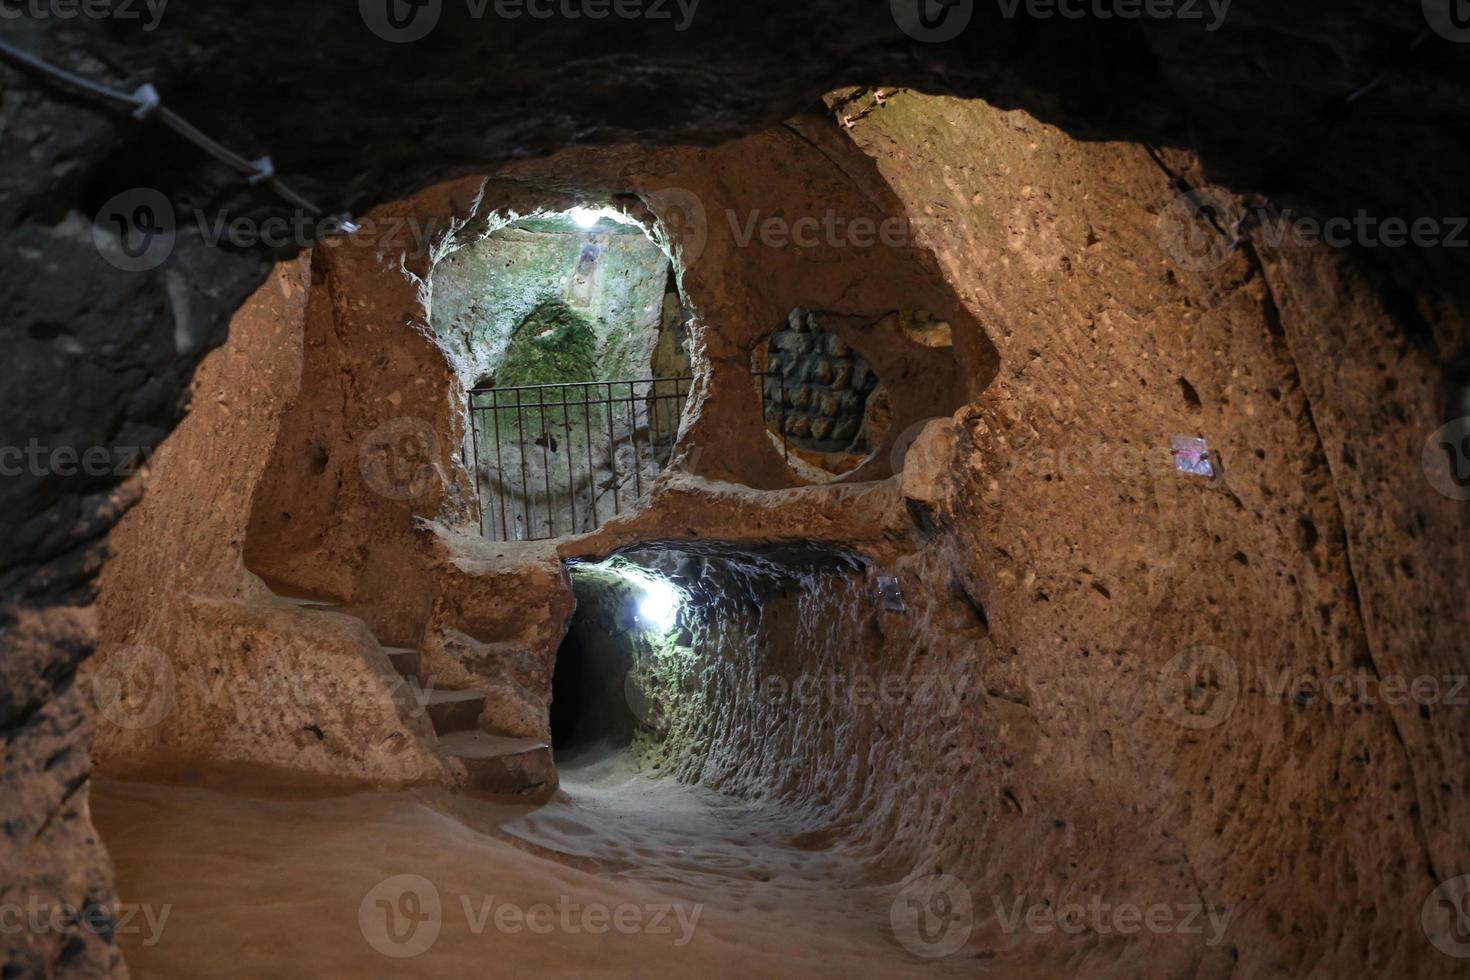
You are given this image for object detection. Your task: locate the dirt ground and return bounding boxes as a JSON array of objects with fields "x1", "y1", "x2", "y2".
[{"x1": 91, "y1": 749, "x2": 1003, "y2": 978}]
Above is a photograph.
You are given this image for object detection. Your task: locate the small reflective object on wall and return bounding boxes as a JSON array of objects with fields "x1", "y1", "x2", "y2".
[
  {"x1": 1170, "y1": 435, "x2": 1215, "y2": 478},
  {"x1": 877, "y1": 575, "x2": 906, "y2": 613}
]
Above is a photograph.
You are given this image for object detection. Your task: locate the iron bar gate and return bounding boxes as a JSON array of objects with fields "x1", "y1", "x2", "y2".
[
  {"x1": 467, "y1": 376, "x2": 687, "y2": 542},
  {"x1": 468, "y1": 373, "x2": 787, "y2": 542}
]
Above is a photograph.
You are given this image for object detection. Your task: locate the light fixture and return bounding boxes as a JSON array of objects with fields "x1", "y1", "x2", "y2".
[
  {"x1": 572, "y1": 556, "x2": 686, "y2": 634},
  {"x1": 636, "y1": 578, "x2": 680, "y2": 631},
  {"x1": 569, "y1": 206, "x2": 602, "y2": 229},
  {"x1": 566, "y1": 205, "x2": 641, "y2": 231}
]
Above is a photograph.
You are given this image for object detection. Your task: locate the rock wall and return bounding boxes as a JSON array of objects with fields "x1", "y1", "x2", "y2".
[
  {"x1": 234, "y1": 181, "x2": 576, "y2": 743},
  {"x1": 85, "y1": 115, "x2": 1005, "y2": 765},
  {"x1": 0, "y1": 603, "x2": 123, "y2": 979},
  {"x1": 89, "y1": 256, "x2": 452, "y2": 784},
  {"x1": 236, "y1": 182, "x2": 548, "y2": 640},
  {"x1": 846, "y1": 91, "x2": 1469, "y2": 977},
  {"x1": 622, "y1": 94, "x2": 1470, "y2": 976}
]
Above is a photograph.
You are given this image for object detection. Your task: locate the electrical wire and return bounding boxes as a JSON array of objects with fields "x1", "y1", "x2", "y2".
[{"x1": 0, "y1": 34, "x2": 356, "y2": 232}]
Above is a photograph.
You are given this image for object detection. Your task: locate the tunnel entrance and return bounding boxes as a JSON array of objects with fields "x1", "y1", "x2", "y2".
[
  {"x1": 551, "y1": 543, "x2": 876, "y2": 771},
  {"x1": 549, "y1": 625, "x2": 590, "y2": 751},
  {"x1": 549, "y1": 562, "x2": 651, "y2": 761},
  {"x1": 548, "y1": 615, "x2": 640, "y2": 758}
]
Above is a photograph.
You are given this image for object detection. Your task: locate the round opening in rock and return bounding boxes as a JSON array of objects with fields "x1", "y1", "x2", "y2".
[{"x1": 431, "y1": 206, "x2": 695, "y2": 541}]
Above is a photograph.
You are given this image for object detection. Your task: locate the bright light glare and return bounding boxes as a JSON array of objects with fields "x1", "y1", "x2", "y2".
[
  {"x1": 636, "y1": 579, "x2": 680, "y2": 631},
  {"x1": 570, "y1": 206, "x2": 603, "y2": 229},
  {"x1": 567, "y1": 205, "x2": 638, "y2": 230},
  {"x1": 578, "y1": 556, "x2": 684, "y2": 633}
]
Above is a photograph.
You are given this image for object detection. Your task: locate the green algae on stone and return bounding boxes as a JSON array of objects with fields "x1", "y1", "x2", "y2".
[
  {"x1": 499, "y1": 299, "x2": 600, "y2": 387},
  {"x1": 494, "y1": 299, "x2": 602, "y2": 438}
]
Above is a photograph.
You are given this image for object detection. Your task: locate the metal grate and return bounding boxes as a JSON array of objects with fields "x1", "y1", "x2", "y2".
[
  {"x1": 468, "y1": 374, "x2": 789, "y2": 541},
  {"x1": 467, "y1": 377, "x2": 690, "y2": 541}
]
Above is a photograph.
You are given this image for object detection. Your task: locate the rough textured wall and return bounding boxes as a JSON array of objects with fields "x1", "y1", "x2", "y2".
[
  {"x1": 0, "y1": 603, "x2": 123, "y2": 979},
  {"x1": 89, "y1": 257, "x2": 451, "y2": 785},
  {"x1": 238, "y1": 124, "x2": 992, "y2": 577},
  {"x1": 87, "y1": 206, "x2": 579, "y2": 782},
  {"x1": 565, "y1": 119, "x2": 1001, "y2": 492},
  {"x1": 82, "y1": 113, "x2": 1003, "y2": 772},
  {"x1": 620, "y1": 546, "x2": 883, "y2": 799},
  {"x1": 623, "y1": 93, "x2": 1470, "y2": 977},
  {"x1": 846, "y1": 91, "x2": 1469, "y2": 977},
  {"x1": 238, "y1": 180, "x2": 576, "y2": 746},
  {"x1": 240, "y1": 182, "x2": 481, "y2": 641},
  {"x1": 1252, "y1": 241, "x2": 1470, "y2": 892}
]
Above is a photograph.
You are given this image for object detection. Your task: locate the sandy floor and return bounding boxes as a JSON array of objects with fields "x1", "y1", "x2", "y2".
[{"x1": 91, "y1": 748, "x2": 983, "y2": 978}]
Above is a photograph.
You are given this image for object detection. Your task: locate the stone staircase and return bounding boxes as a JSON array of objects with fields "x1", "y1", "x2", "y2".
[
  {"x1": 280, "y1": 593, "x2": 555, "y2": 799},
  {"x1": 379, "y1": 644, "x2": 556, "y2": 799}
]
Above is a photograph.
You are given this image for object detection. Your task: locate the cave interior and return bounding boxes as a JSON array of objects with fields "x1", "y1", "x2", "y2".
[{"x1": 3, "y1": 5, "x2": 1470, "y2": 979}]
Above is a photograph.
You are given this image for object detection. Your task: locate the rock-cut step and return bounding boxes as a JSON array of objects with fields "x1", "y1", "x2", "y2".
[
  {"x1": 381, "y1": 646, "x2": 420, "y2": 681},
  {"x1": 417, "y1": 688, "x2": 486, "y2": 735},
  {"x1": 437, "y1": 731, "x2": 556, "y2": 800},
  {"x1": 268, "y1": 592, "x2": 551, "y2": 799}
]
